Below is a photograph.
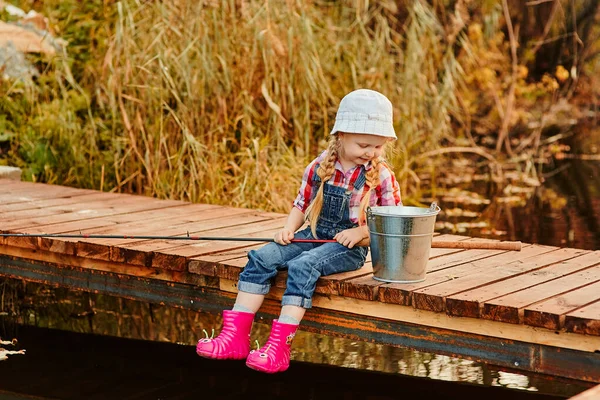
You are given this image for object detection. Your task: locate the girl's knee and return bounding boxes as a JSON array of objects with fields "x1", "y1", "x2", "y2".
[{"x1": 247, "y1": 247, "x2": 280, "y2": 273}]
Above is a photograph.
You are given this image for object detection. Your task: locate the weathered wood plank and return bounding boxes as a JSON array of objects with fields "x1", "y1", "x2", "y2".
[
  {"x1": 1, "y1": 198, "x2": 189, "y2": 250},
  {"x1": 0, "y1": 244, "x2": 218, "y2": 288},
  {"x1": 379, "y1": 244, "x2": 553, "y2": 307},
  {"x1": 149, "y1": 219, "x2": 287, "y2": 271},
  {"x1": 411, "y1": 246, "x2": 582, "y2": 314},
  {"x1": 76, "y1": 207, "x2": 260, "y2": 262},
  {"x1": 566, "y1": 301, "x2": 600, "y2": 336},
  {"x1": 0, "y1": 178, "x2": 30, "y2": 188},
  {"x1": 0, "y1": 192, "x2": 126, "y2": 221},
  {"x1": 523, "y1": 280, "x2": 600, "y2": 331},
  {"x1": 317, "y1": 262, "x2": 374, "y2": 297},
  {"x1": 107, "y1": 216, "x2": 284, "y2": 268},
  {"x1": 445, "y1": 250, "x2": 595, "y2": 320},
  {"x1": 30, "y1": 204, "x2": 221, "y2": 254},
  {"x1": 339, "y1": 272, "x2": 382, "y2": 300},
  {"x1": 480, "y1": 252, "x2": 600, "y2": 323},
  {"x1": 188, "y1": 245, "x2": 262, "y2": 276},
  {"x1": 0, "y1": 192, "x2": 124, "y2": 213},
  {"x1": 2, "y1": 203, "x2": 206, "y2": 249},
  {"x1": 0, "y1": 195, "x2": 185, "y2": 231},
  {"x1": 0, "y1": 182, "x2": 97, "y2": 205}
]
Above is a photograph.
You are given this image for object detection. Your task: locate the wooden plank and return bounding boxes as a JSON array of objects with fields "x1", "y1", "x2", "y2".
[
  {"x1": 0, "y1": 244, "x2": 218, "y2": 288},
  {"x1": 480, "y1": 252, "x2": 600, "y2": 324},
  {"x1": 446, "y1": 250, "x2": 596, "y2": 320},
  {"x1": 566, "y1": 301, "x2": 600, "y2": 336},
  {"x1": 1, "y1": 197, "x2": 189, "y2": 250},
  {"x1": 0, "y1": 193, "x2": 170, "y2": 223},
  {"x1": 316, "y1": 261, "x2": 374, "y2": 297},
  {"x1": 28, "y1": 204, "x2": 220, "y2": 254},
  {"x1": 0, "y1": 195, "x2": 185, "y2": 232},
  {"x1": 378, "y1": 244, "x2": 555, "y2": 307},
  {"x1": 0, "y1": 191, "x2": 124, "y2": 213},
  {"x1": 0, "y1": 178, "x2": 30, "y2": 188},
  {"x1": 105, "y1": 215, "x2": 284, "y2": 268},
  {"x1": 0, "y1": 182, "x2": 97, "y2": 204},
  {"x1": 338, "y1": 272, "x2": 382, "y2": 300},
  {"x1": 150, "y1": 219, "x2": 287, "y2": 271},
  {"x1": 74, "y1": 207, "x2": 260, "y2": 261},
  {"x1": 410, "y1": 247, "x2": 585, "y2": 314},
  {"x1": 188, "y1": 245, "x2": 266, "y2": 279},
  {"x1": 523, "y1": 280, "x2": 600, "y2": 331}
]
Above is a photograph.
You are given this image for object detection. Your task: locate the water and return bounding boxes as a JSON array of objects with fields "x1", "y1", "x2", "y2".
[
  {"x1": 0, "y1": 281, "x2": 593, "y2": 399},
  {"x1": 433, "y1": 127, "x2": 600, "y2": 251}
]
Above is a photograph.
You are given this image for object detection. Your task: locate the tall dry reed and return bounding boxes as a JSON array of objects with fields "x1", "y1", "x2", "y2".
[
  {"x1": 4, "y1": 0, "x2": 465, "y2": 212},
  {"x1": 98, "y1": 0, "x2": 463, "y2": 210}
]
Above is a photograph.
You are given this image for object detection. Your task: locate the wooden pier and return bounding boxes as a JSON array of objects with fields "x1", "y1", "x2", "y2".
[{"x1": 1, "y1": 179, "x2": 599, "y2": 383}]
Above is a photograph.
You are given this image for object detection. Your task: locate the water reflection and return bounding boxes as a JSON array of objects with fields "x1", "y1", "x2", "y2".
[
  {"x1": 0, "y1": 279, "x2": 590, "y2": 398},
  {"x1": 432, "y1": 128, "x2": 600, "y2": 250}
]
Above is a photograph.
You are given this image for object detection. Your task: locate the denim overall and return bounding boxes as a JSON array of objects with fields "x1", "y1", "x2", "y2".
[{"x1": 237, "y1": 165, "x2": 369, "y2": 308}]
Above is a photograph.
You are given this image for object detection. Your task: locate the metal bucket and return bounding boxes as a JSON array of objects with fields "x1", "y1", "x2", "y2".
[{"x1": 366, "y1": 203, "x2": 440, "y2": 283}]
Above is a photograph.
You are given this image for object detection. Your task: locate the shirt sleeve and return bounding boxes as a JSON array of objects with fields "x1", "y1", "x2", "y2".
[
  {"x1": 378, "y1": 162, "x2": 402, "y2": 206},
  {"x1": 292, "y1": 151, "x2": 326, "y2": 213}
]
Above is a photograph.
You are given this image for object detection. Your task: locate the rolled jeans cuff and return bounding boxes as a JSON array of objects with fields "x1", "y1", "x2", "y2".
[
  {"x1": 237, "y1": 280, "x2": 270, "y2": 295},
  {"x1": 282, "y1": 295, "x2": 312, "y2": 309}
]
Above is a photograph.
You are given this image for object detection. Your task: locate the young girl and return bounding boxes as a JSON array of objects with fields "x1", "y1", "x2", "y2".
[{"x1": 196, "y1": 89, "x2": 402, "y2": 373}]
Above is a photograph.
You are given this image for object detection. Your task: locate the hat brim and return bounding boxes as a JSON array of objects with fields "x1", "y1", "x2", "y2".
[{"x1": 330, "y1": 119, "x2": 397, "y2": 140}]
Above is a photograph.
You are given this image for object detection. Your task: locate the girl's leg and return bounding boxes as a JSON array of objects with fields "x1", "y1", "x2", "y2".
[
  {"x1": 232, "y1": 291, "x2": 265, "y2": 313},
  {"x1": 246, "y1": 243, "x2": 366, "y2": 373},
  {"x1": 278, "y1": 304, "x2": 305, "y2": 325},
  {"x1": 197, "y1": 234, "x2": 315, "y2": 361}
]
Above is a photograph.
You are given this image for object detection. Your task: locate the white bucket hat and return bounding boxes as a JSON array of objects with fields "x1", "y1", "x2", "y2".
[{"x1": 330, "y1": 89, "x2": 397, "y2": 140}]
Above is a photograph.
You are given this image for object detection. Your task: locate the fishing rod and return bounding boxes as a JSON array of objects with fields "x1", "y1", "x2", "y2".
[
  {"x1": 0, "y1": 232, "x2": 523, "y2": 250},
  {"x1": 0, "y1": 232, "x2": 327, "y2": 243}
]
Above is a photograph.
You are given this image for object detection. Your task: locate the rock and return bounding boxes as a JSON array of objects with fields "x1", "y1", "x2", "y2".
[
  {"x1": 0, "y1": 21, "x2": 61, "y2": 55},
  {"x1": 0, "y1": 166, "x2": 22, "y2": 181}
]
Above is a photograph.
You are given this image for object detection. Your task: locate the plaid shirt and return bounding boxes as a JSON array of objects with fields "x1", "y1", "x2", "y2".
[{"x1": 293, "y1": 150, "x2": 402, "y2": 223}]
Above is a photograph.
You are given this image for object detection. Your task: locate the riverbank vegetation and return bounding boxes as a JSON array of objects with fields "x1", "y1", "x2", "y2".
[{"x1": 1, "y1": 0, "x2": 599, "y2": 217}]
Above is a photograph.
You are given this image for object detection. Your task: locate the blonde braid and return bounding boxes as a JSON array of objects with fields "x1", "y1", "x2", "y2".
[
  {"x1": 358, "y1": 156, "x2": 382, "y2": 226},
  {"x1": 306, "y1": 136, "x2": 339, "y2": 238}
]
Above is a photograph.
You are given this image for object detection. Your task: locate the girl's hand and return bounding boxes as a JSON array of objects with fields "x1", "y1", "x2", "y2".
[
  {"x1": 334, "y1": 227, "x2": 367, "y2": 248},
  {"x1": 274, "y1": 228, "x2": 295, "y2": 245}
]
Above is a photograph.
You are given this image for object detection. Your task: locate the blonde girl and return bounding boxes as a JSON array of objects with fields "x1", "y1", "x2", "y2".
[{"x1": 196, "y1": 89, "x2": 402, "y2": 374}]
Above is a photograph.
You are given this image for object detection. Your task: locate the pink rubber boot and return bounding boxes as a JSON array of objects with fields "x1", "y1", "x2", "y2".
[
  {"x1": 245, "y1": 319, "x2": 298, "y2": 373},
  {"x1": 196, "y1": 310, "x2": 254, "y2": 360}
]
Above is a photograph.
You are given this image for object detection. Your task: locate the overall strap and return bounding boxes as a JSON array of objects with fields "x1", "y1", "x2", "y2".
[
  {"x1": 314, "y1": 162, "x2": 369, "y2": 192},
  {"x1": 350, "y1": 167, "x2": 367, "y2": 192},
  {"x1": 312, "y1": 163, "x2": 322, "y2": 186}
]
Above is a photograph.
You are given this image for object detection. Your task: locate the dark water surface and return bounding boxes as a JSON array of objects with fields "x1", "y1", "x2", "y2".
[{"x1": 434, "y1": 128, "x2": 600, "y2": 251}]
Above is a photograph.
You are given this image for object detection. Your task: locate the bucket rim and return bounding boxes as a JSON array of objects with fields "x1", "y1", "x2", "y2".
[{"x1": 367, "y1": 203, "x2": 441, "y2": 218}]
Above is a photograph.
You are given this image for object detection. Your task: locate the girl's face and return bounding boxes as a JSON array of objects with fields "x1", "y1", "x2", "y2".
[{"x1": 337, "y1": 132, "x2": 388, "y2": 169}]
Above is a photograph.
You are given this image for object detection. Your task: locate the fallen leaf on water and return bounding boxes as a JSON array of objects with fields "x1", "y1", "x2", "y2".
[{"x1": 0, "y1": 349, "x2": 26, "y2": 361}]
